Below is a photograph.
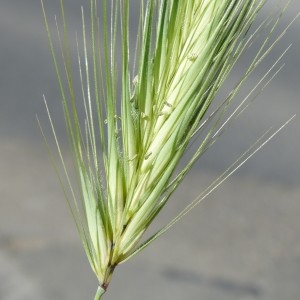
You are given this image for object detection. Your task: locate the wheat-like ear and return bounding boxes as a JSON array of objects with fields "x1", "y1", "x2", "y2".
[{"x1": 41, "y1": 0, "x2": 297, "y2": 299}]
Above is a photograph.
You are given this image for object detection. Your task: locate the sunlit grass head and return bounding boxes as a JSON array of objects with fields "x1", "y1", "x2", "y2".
[{"x1": 40, "y1": 0, "x2": 296, "y2": 298}]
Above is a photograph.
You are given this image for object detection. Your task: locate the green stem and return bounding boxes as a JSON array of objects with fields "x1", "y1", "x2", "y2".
[{"x1": 94, "y1": 286, "x2": 106, "y2": 300}]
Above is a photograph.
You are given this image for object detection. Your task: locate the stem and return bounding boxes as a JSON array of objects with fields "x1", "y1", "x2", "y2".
[{"x1": 94, "y1": 286, "x2": 106, "y2": 300}]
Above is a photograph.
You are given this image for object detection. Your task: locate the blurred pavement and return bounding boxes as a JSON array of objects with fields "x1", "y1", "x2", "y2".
[{"x1": 1, "y1": 1, "x2": 300, "y2": 299}]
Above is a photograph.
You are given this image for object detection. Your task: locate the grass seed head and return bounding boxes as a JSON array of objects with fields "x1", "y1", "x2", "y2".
[{"x1": 41, "y1": 0, "x2": 295, "y2": 296}]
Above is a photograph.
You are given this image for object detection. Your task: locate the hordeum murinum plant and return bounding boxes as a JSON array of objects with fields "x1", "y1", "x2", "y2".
[{"x1": 40, "y1": 0, "x2": 297, "y2": 299}]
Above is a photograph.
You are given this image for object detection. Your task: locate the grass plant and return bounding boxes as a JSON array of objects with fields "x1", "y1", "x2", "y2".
[{"x1": 40, "y1": 0, "x2": 297, "y2": 299}]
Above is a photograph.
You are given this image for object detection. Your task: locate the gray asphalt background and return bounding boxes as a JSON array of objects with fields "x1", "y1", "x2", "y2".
[{"x1": 1, "y1": 1, "x2": 300, "y2": 299}]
